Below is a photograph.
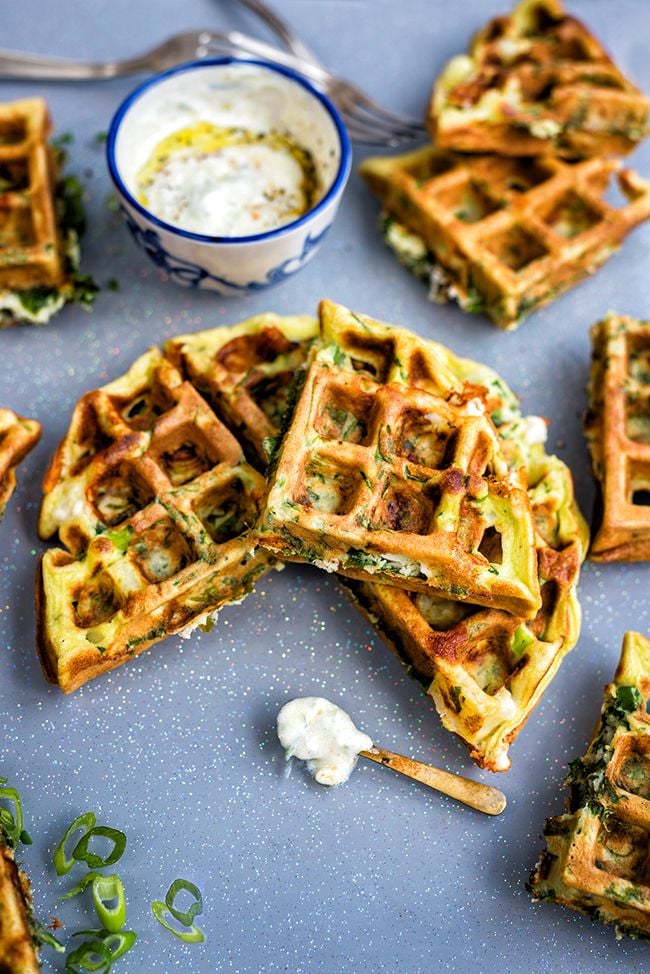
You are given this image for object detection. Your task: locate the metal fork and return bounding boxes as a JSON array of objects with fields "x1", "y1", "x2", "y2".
[
  {"x1": 0, "y1": 30, "x2": 426, "y2": 146},
  {"x1": 227, "y1": 0, "x2": 427, "y2": 145}
]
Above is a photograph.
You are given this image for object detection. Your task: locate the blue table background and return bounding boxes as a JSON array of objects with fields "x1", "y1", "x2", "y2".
[{"x1": 0, "y1": 2, "x2": 648, "y2": 971}]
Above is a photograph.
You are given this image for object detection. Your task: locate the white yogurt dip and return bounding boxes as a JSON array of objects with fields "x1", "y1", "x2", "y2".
[
  {"x1": 277, "y1": 697, "x2": 373, "y2": 786},
  {"x1": 116, "y1": 64, "x2": 342, "y2": 240},
  {"x1": 137, "y1": 123, "x2": 319, "y2": 237}
]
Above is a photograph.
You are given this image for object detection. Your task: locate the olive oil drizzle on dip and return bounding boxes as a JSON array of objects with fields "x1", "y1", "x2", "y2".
[{"x1": 136, "y1": 122, "x2": 320, "y2": 237}]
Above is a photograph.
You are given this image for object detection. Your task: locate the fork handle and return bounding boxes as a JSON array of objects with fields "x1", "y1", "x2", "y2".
[
  {"x1": 0, "y1": 49, "x2": 151, "y2": 80},
  {"x1": 360, "y1": 748, "x2": 507, "y2": 816}
]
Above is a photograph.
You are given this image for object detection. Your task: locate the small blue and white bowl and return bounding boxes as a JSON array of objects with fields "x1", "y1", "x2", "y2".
[{"x1": 106, "y1": 58, "x2": 351, "y2": 294}]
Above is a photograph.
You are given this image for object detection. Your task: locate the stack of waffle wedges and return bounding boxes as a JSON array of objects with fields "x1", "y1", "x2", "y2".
[
  {"x1": 360, "y1": 0, "x2": 650, "y2": 331},
  {"x1": 37, "y1": 300, "x2": 588, "y2": 774}
]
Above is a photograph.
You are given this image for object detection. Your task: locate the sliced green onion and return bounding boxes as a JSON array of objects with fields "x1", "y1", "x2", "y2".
[
  {"x1": 151, "y1": 900, "x2": 205, "y2": 943},
  {"x1": 61, "y1": 871, "x2": 102, "y2": 901},
  {"x1": 0, "y1": 780, "x2": 25, "y2": 849},
  {"x1": 31, "y1": 918, "x2": 65, "y2": 954},
  {"x1": 61, "y1": 871, "x2": 126, "y2": 932},
  {"x1": 92, "y1": 874, "x2": 126, "y2": 932},
  {"x1": 165, "y1": 878, "x2": 203, "y2": 926},
  {"x1": 54, "y1": 812, "x2": 96, "y2": 875},
  {"x1": 65, "y1": 937, "x2": 112, "y2": 973},
  {"x1": 72, "y1": 825, "x2": 126, "y2": 869},
  {"x1": 71, "y1": 929, "x2": 137, "y2": 964}
]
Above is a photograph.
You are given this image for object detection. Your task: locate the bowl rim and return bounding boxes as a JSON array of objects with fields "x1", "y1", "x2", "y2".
[{"x1": 106, "y1": 56, "x2": 351, "y2": 245}]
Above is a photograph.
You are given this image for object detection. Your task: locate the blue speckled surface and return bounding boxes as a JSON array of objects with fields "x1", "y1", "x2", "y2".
[{"x1": 1, "y1": 2, "x2": 649, "y2": 972}]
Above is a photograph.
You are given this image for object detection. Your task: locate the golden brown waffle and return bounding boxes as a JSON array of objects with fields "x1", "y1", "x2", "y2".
[
  {"x1": 360, "y1": 147, "x2": 650, "y2": 331},
  {"x1": 165, "y1": 314, "x2": 317, "y2": 468},
  {"x1": 336, "y1": 317, "x2": 587, "y2": 770},
  {"x1": 585, "y1": 314, "x2": 650, "y2": 562},
  {"x1": 0, "y1": 409, "x2": 41, "y2": 519},
  {"x1": 529, "y1": 631, "x2": 650, "y2": 940},
  {"x1": 258, "y1": 301, "x2": 541, "y2": 618},
  {"x1": 37, "y1": 344, "x2": 276, "y2": 693},
  {"x1": 0, "y1": 98, "x2": 64, "y2": 293},
  {"x1": 429, "y1": 0, "x2": 649, "y2": 158},
  {"x1": 0, "y1": 838, "x2": 40, "y2": 973}
]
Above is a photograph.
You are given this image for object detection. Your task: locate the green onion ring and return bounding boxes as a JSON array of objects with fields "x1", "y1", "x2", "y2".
[
  {"x1": 92, "y1": 874, "x2": 127, "y2": 933},
  {"x1": 31, "y1": 919, "x2": 65, "y2": 954},
  {"x1": 165, "y1": 878, "x2": 203, "y2": 925},
  {"x1": 61, "y1": 872, "x2": 102, "y2": 901},
  {"x1": 151, "y1": 900, "x2": 205, "y2": 943},
  {"x1": 65, "y1": 937, "x2": 112, "y2": 973},
  {"x1": 72, "y1": 825, "x2": 126, "y2": 869},
  {"x1": 61, "y1": 872, "x2": 126, "y2": 931},
  {"x1": 0, "y1": 782, "x2": 24, "y2": 849},
  {"x1": 72, "y1": 929, "x2": 137, "y2": 964},
  {"x1": 54, "y1": 811, "x2": 96, "y2": 875}
]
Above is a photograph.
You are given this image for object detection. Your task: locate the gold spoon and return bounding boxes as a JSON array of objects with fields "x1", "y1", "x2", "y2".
[{"x1": 360, "y1": 747, "x2": 507, "y2": 816}]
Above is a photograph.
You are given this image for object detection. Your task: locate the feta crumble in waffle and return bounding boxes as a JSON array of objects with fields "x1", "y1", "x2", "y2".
[
  {"x1": 428, "y1": 0, "x2": 649, "y2": 159},
  {"x1": 258, "y1": 301, "x2": 542, "y2": 618},
  {"x1": 529, "y1": 631, "x2": 650, "y2": 940},
  {"x1": 585, "y1": 314, "x2": 650, "y2": 562},
  {"x1": 0, "y1": 409, "x2": 41, "y2": 519},
  {"x1": 37, "y1": 345, "x2": 275, "y2": 693},
  {"x1": 0, "y1": 98, "x2": 97, "y2": 327},
  {"x1": 165, "y1": 313, "x2": 318, "y2": 469},
  {"x1": 360, "y1": 147, "x2": 650, "y2": 331},
  {"x1": 342, "y1": 362, "x2": 587, "y2": 772}
]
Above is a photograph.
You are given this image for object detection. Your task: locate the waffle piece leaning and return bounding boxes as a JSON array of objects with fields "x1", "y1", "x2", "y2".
[
  {"x1": 0, "y1": 834, "x2": 40, "y2": 973},
  {"x1": 258, "y1": 301, "x2": 541, "y2": 617},
  {"x1": 360, "y1": 147, "x2": 650, "y2": 331},
  {"x1": 428, "y1": 0, "x2": 649, "y2": 159},
  {"x1": 313, "y1": 302, "x2": 586, "y2": 770},
  {"x1": 0, "y1": 98, "x2": 96, "y2": 326},
  {"x1": 585, "y1": 314, "x2": 650, "y2": 562},
  {"x1": 529, "y1": 631, "x2": 650, "y2": 940},
  {"x1": 35, "y1": 314, "x2": 318, "y2": 693},
  {"x1": 0, "y1": 409, "x2": 41, "y2": 519}
]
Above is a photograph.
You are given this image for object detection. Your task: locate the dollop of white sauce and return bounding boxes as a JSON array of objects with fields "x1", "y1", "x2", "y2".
[
  {"x1": 143, "y1": 142, "x2": 309, "y2": 237},
  {"x1": 277, "y1": 697, "x2": 373, "y2": 786}
]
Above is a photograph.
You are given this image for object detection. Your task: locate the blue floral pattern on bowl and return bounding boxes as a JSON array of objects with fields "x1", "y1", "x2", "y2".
[{"x1": 123, "y1": 208, "x2": 332, "y2": 293}]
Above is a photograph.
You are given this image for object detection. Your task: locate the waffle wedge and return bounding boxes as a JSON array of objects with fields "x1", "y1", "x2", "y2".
[
  {"x1": 0, "y1": 837, "x2": 41, "y2": 973},
  {"x1": 258, "y1": 301, "x2": 541, "y2": 618},
  {"x1": 529, "y1": 631, "x2": 650, "y2": 940},
  {"x1": 0, "y1": 409, "x2": 41, "y2": 519},
  {"x1": 165, "y1": 313, "x2": 317, "y2": 469},
  {"x1": 360, "y1": 147, "x2": 650, "y2": 331},
  {"x1": 37, "y1": 344, "x2": 276, "y2": 693},
  {"x1": 429, "y1": 0, "x2": 649, "y2": 159},
  {"x1": 585, "y1": 314, "x2": 650, "y2": 562},
  {"x1": 0, "y1": 98, "x2": 96, "y2": 327}
]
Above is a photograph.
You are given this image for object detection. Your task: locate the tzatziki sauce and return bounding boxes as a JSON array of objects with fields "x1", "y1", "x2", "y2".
[
  {"x1": 136, "y1": 122, "x2": 319, "y2": 237},
  {"x1": 277, "y1": 697, "x2": 373, "y2": 786}
]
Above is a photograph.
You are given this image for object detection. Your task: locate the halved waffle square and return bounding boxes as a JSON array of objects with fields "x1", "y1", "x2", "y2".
[
  {"x1": 37, "y1": 346, "x2": 275, "y2": 693},
  {"x1": 0, "y1": 836, "x2": 40, "y2": 973},
  {"x1": 334, "y1": 315, "x2": 587, "y2": 770},
  {"x1": 529, "y1": 631, "x2": 650, "y2": 940},
  {"x1": 165, "y1": 313, "x2": 317, "y2": 469},
  {"x1": 360, "y1": 147, "x2": 650, "y2": 330},
  {"x1": 0, "y1": 97, "x2": 97, "y2": 326},
  {"x1": 429, "y1": 0, "x2": 649, "y2": 158},
  {"x1": 258, "y1": 301, "x2": 541, "y2": 618},
  {"x1": 585, "y1": 314, "x2": 650, "y2": 561},
  {"x1": 0, "y1": 408, "x2": 41, "y2": 518}
]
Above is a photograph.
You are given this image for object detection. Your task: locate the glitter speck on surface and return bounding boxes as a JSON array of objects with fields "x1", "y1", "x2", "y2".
[{"x1": 1, "y1": 2, "x2": 650, "y2": 973}]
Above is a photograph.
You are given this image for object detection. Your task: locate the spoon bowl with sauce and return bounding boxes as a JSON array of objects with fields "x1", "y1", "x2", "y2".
[{"x1": 107, "y1": 58, "x2": 351, "y2": 294}]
